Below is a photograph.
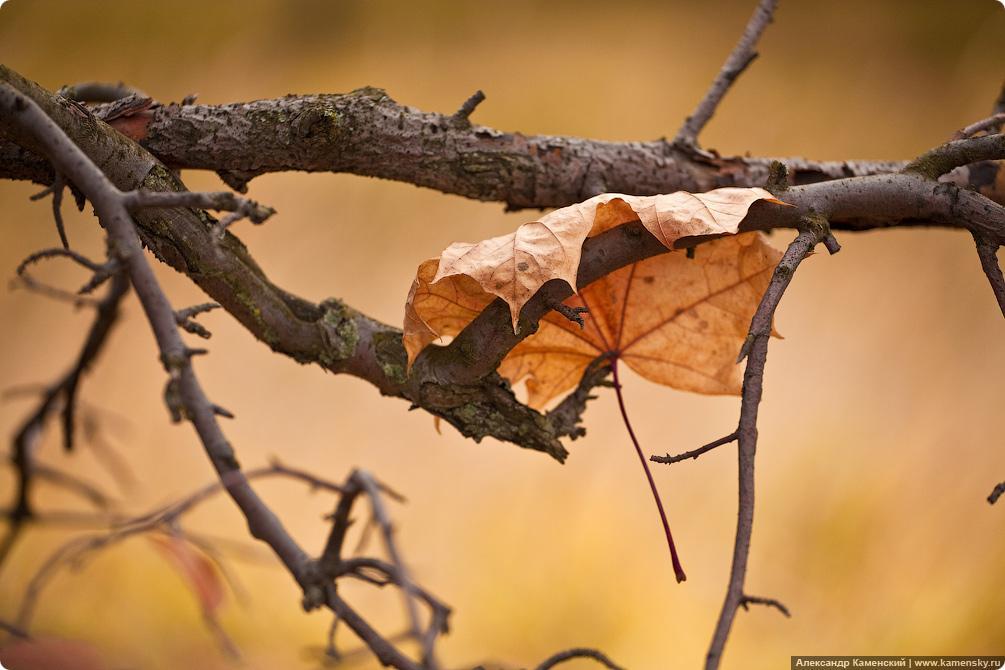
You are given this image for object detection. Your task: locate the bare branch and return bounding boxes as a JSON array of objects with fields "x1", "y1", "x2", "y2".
[
  {"x1": 905, "y1": 134, "x2": 1005, "y2": 179},
  {"x1": 1, "y1": 270, "x2": 127, "y2": 568},
  {"x1": 10, "y1": 67, "x2": 986, "y2": 211},
  {"x1": 673, "y1": 0, "x2": 779, "y2": 148},
  {"x1": 972, "y1": 233, "x2": 1005, "y2": 319},
  {"x1": 534, "y1": 648, "x2": 626, "y2": 670},
  {"x1": 739, "y1": 594, "x2": 791, "y2": 617},
  {"x1": 651, "y1": 431, "x2": 739, "y2": 465},
  {"x1": 704, "y1": 220, "x2": 830, "y2": 670}
]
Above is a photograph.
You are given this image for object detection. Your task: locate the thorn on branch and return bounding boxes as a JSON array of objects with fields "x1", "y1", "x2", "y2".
[
  {"x1": 212, "y1": 404, "x2": 235, "y2": 419},
  {"x1": 989, "y1": 481, "x2": 1005, "y2": 505},
  {"x1": 740, "y1": 594, "x2": 791, "y2": 617},
  {"x1": 451, "y1": 89, "x2": 486, "y2": 128},
  {"x1": 651, "y1": 430, "x2": 739, "y2": 465}
]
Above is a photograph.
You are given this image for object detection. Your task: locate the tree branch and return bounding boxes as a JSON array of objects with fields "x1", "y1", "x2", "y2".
[
  {"x1": 4, "y1": 64, "x2": 1005, "y2": 465},
  {"x1": 673, "y1": 0, "x2": 779, "y2": 149},
  {"x1": 972, "y1": 233, "x2": 1005, "y2": 318},
  {"x1": 7, "y1": 71, "x2": 1002, "y2": 210},
  {"x1": 704, "y1": 220, "x2": 831, "y2": 670}
]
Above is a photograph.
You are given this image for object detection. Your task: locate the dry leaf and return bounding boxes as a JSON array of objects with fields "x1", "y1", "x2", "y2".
[
  {"x1": 148, "y1": 533, "x2": 225, "y2": 614},
  {"x1": 500, "y1": 232, "x2": 782, "y2": 408},
  {"x1": 405, "y1": 187, "x2": 786, "y2": 371}
]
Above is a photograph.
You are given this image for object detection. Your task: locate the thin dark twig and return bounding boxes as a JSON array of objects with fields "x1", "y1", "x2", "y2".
[
  {"x1": 673, "y1": 0, "x2": 779, "y2": 147},
  {"x1": 1, "y1": 271, "x2": 127, "y2": 569},
  {"x1": 29, "y1": 173, "x2": 69, "y2": 248},
  {"x1": 740, "y1": 595, "x2": 791, "y2": 617},
  {"x1": 610, "y1": 358, "x2": 686, "y2": 583},
  {"x1": 972, "y1": 233, "x2": 1005, "y2": 319},
  {"x1": 988, "y1": 481, "x2": 1005, "y2": 505},
  {"x1": 0, "y1": 619, "x2": 31, "y2": 639},
  {"x1": 705, "y1": 221, "x2": 829, "y2": 670},
  {"x1": 534, "y1": 647, "x2": 626, "y2": 670},
  {"x1": 651, "y1": 431, "x2": 739, "y2": 465}
]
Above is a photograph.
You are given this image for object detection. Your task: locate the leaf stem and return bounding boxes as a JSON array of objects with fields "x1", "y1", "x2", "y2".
[{"x1": 610, "y1": 357, "x2": 686, "y2": 583}]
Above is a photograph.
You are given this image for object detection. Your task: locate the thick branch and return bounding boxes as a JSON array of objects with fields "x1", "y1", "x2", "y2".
[
  {"x1": 4, "y1": 66, "x2": 1005, "y2": 462},
  {"x1": 8, "y1": 73, "x2": 1001, "y2": 210}
]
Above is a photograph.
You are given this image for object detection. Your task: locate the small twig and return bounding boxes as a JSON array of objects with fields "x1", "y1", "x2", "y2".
[
  {"x1": 30, "y1": 173, "x2": 69, "y2": 248},
  {"x1": 953, "y1": 113, "x2": 1005, "y2": 140},
  {"x1": 972, "y1": 233, "x2": 1005, "y2": 319},
  {"x1": 124, "y1": 190, "x2": 275, "y2": 225},
  {"x1": 534, "y1": 647, "x2": 626, "y2": 670},
  {"x1": 451, "y1": 89, "x2": 485, "y2": 128},
  {"x1": 739, "y1": 594, "x2": 791, "y2": 617},
  {"x1": 175, "y1": 302, "x2": 221, "y2": 339},
  {"x1": 673, "y1": 0, "x2": 779, "y2": 148},
  {"x1": 988, "y1": 481, "x2": 1005, "y2": 505},
  {"x1": 651, "y1": 431, "x2": 738, "y2": 465}
]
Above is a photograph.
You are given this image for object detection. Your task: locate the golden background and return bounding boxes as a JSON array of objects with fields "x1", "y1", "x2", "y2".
[{"x1": 1, "y1": 1, "x2": 1004, "y2": 668}]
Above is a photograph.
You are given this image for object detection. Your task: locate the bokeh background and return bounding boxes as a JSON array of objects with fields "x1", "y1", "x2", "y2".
[{"x1": 2, "y1": 1, "x2": 1005, "y2": 668}]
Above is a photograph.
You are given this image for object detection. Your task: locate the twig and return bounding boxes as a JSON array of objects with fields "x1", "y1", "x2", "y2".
[
  {"x1": 1, "y1": 270, "x2": 127, "y2": 569},
  {"x1": 972, "y1": 233, "x2": 1005, "y2": 319},
  {"x1": 651, "y1": 431, "x2": 739, "y2": 465},
  {"x1": 611, "y1": 358, "x2": 686, "y2": 583},
  {"x1": 30, "y1": 173, "x2": 69, "y2": 248},
  {"x1": 451, "y1": 89, "x2": 485, "y2": 128},
  {"x1": 704, "y1": 221, "x2": 831, "y2": 670},
  {"x1": 534, "y1": 647, "x2": 626, "y2": 670},
  {"x1": 673, "y1": 0, "x2": 779, "y2": 148},
  {"x1": 989, "y1": 481, "x2": 1005, "y2": 505},
  {"x1": 174, "y1": 302, "x2": 221, "y2": 339},
  {"x1": 739, "y1": 595, "x2": 791, "y2": 617},
  {"x1": 954, "y1": 113, "x2": 1005, "y2": 140}
]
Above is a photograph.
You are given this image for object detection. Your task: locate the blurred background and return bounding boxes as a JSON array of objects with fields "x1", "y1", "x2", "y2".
[{"x1": 1, "y1": 1, "x2": 1004, "y2": 668}]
